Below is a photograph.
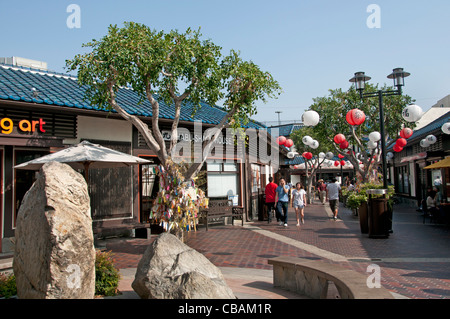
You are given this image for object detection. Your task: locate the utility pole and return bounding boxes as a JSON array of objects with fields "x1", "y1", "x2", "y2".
[{"x1": 275, "y1": 111, "x2": 282, "y2": 125}]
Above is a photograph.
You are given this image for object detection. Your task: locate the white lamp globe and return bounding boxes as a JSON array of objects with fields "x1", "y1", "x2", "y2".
[
  {"x1": 302, "y1": 135, "x2": 313, "y2": 145},
  {"x1": 426, "y1": 135, "x2": 437, "y2": 144},
  {"x1": 302, "y1": 110, "x2": 320, "y2": 126},
  {"x1": 402, "y1": 104, "x2": 423, "y2": 122},
  {"x1": 369, "y1": 131, "x2": 381, "y2": 142},
  {"x1": 367, "y1": 140, "x2": 377, "y2": 149},
  {"x1": 420, "y1": 139, "x2": 430, "y2": 148},
  {"x1": 442, "y1": 122, "x2": 450, "y2": 134}
]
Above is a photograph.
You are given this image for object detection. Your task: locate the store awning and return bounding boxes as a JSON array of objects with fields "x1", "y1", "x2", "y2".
[{"x1": 424, "y1": 157, "x2": 450, "y2": 169}]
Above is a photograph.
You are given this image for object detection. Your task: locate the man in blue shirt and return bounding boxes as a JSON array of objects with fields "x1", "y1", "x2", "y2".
[{"x1": 275, "y1": 178, "x2": 290, "y2": 227}]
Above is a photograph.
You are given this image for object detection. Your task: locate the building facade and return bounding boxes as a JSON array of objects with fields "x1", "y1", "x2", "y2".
[{"x1": 0, "y1": 60, "x2": 280, "y2": 253}]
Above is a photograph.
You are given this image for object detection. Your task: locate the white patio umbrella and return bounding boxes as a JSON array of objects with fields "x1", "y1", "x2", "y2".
[{"x1": 14, "y1": 140, "x2": 151, "y2": 181}]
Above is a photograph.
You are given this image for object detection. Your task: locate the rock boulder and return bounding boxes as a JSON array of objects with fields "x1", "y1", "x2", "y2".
[
  {"x1": 132, "y1": 232, "x2": 235, "y2": 299},
  {"x1": 13, "y1": 162, "x2": 95, "y2": 299}
]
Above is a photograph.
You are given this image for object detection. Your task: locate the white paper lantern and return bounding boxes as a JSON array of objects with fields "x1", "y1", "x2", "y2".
[
  {"x1": 442, "y1": 122, "x2": 450, "y2": 134},
  {"x1": 325, "y1": 152, "x2": 334, "y2": 160},
  {"x1": 302, "y1": 135, "x2": 313, "y2": 145},
  {"x1": 302, "y1": 110, "x2": 320, "y2": 126},
  {"x1": 420, "y1": 139, "x2": 430, "y2": 148},
  {"x1": 402, "y1": 104, "x2": 423, "y2": 122},
  {"x1": 310, "y1": 140, "x2": 319, "y2": 149},
  {"x1": 318, "y1": 152, "x2": 325, "y2": 158},
  {"x1": 367, "y1": 140, "x2": 378, "y2": 149},
  {"x1": 369, "y1": 131, "x2": 381, "y2": 142},
  {"x1": 386, "y1": 152, "x2": 394, "y2": 160},
  {"x1": 287, "y1": 151, "x2": 295, "y2": 159},
  {"x1": 426, "y1": 135, "x2": 437, "y2": 144}
]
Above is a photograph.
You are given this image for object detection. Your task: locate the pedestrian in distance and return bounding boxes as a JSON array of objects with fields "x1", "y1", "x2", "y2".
[
  {"x1": 317, "y1": 179, "x2": 327, "y2": 205},
  {"x1": 265, "y1": 176, "x2": 278, "y2": 223},
  {"x1": 326, "y1": 177, "x2": 341, "y2": 220},
  {"x1": 275, "y1": 178, "x2": 290, "y2": 227},
  {"x1": 292, "y1": 182, "x2": 306, "y2": 226}
]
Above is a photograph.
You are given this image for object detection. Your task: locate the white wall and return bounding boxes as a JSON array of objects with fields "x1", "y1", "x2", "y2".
[{"x1": 65, "y1": 116, "x2": 132, "y2": 144}]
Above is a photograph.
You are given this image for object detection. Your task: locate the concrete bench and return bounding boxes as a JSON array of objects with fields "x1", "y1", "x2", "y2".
[{"x1": 268, "y1": 256, "x2": 393, "y2": 299}]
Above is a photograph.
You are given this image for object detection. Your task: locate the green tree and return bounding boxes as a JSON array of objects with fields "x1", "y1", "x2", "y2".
[
  {"x1": 305, "y1": 83, "x2": 415, "y2": 183},
  {"x1": 66, "y1": 22, "x2": 281, "y2": 233}
]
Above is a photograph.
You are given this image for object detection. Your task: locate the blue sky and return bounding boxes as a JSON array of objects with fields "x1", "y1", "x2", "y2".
[{"x1": 1, "y1": 0, "x2": 449, "y2": 125}]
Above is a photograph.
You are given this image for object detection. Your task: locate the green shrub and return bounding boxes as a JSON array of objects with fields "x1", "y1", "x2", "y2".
[
  {"x1": 95, "y1": 250, "x2": 121, "y2": 297},
  {"x1": 0, "y1": 272, "x2": 17, "y2": 299}
]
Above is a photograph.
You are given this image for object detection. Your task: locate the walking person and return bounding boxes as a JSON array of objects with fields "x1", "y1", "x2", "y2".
[
  {"x1": 326, "y1": 177, "x2": 341, "y2": 220},
  {"x1": 317, "y1": 179, "x2": 327, "y2": 205},
  {"x1": 275, "y1": 178, "x2": 290, "y2": 227},
  {"x1": 292, "y1": 182, "x2": 306, "y2": 226},
  {"x1": 265, "y1": 177, "x2": 278, "y2": 223}
]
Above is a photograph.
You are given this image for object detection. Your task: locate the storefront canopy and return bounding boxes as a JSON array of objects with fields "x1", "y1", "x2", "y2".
[{"x1": 424, "y1": 157, "x2": 450, "y2": 169}]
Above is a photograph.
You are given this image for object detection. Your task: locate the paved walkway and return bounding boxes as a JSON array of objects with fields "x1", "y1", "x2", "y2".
[{"x1": 104, "y1": 200, "x2": 450, "y2": 299}]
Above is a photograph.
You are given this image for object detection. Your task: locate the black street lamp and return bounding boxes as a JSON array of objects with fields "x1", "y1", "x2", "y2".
[{"x1": 349, "y1": 68, "x2": 410, "y2": 189}]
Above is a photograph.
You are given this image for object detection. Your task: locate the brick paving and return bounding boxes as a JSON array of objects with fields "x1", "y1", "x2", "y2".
[{"x1": 105, "y1": 200, "x2": 450, "y2": 299}]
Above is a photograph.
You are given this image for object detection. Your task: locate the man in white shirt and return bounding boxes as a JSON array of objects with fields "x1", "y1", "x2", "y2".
[{"x1": 326, "y1": 177, "x2": 341, "y2": 220}]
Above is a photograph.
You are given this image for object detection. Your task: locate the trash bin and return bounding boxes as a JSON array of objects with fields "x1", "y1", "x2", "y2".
[
  {"x1": 359, "y1": 201, "x2": 369, "y2": 234},
  {"x1": 367, "y1": 189, "x2": 390, "y2": 239}
]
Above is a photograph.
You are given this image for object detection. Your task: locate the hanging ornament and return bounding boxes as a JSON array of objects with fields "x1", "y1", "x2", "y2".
[
  {"x1": 277, "y1": 136, "x2": 286, "y2": 145},
  {"x1": 399, "y1": 127, "x2": 413, "y2": 139},
  {"x1": 402, "y1": 104, "x2": 423, "y2": 122},
  {"x1": 339, "y1": 140, "x2": 349, "y2": 149},
  {"x1": 346, "y1": 109, "x2": 366, "y2": 126},
  {"x1": 284, "y1": 138, "x2": 294, "y2": 148},
  {"x1": 302, "y1": 135, "x2": 313, "y2": 145},
  {"x1": 367, "y1": 140, "x2": 377, "y2": 149},
  {"x1": 334, "y1": 160, "x2": 340, "y2": 167},
  {"x1": 302, "y1": 110, "x2": 320, "y2": 126},
  {"x1": 310, "y1": 140, "x2": 319, "y2": 149},
  {"x1": 426, "y1": 135, "x2": 437, "y2": 144},
  {"x1": 302, "y1": 152, "x2": 313, "y2": 160},
  {"x1": 396, "y1": 138, "x2": 407, "y2": 148},
  {"x1": 369, "y1": 131, "x2": 381, "y2": 142},
  {"x1": 420, "y1": 139, "x2": 429, "y2": 148},
  {"x1": 442, "y1": 122, "x2": 450, "y2": 134},
  {"x1": 338, "y1": 154, "x2": 344, "y2": 159},
  {"x1": 340, "y1": 160, "x2": 346, "y2": 166},
  {"x1": 393, "y1": 144, "x2": 403, "y2": 152},
  {"x1": 334, "y1": 134, "x2": 346, "y2": 144}
]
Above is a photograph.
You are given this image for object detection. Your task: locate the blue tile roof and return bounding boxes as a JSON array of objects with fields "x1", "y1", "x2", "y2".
[
  {"x1": 0, "y1": 64, "x2": 266, "y2": 129},
  {"x1": 268, "y1": 123, "x2": 303, "y2": 137}
]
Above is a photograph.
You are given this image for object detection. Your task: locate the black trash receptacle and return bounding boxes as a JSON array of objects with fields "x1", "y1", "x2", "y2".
[{"x1": 367, "y1": 189, "x2": 389, "y2": 239}]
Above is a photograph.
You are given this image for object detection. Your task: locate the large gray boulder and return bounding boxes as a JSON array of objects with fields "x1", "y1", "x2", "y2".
[
  {"x1": 13, "y1": 162, "x2": 95, "y2": 299},
  {"x1": 132, "y1": 232, "x2": 236, "y2": 299}
]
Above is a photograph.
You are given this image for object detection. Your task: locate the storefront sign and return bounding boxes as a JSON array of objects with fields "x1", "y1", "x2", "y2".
[
  {"x1": 1, "y1": 118, "x2": 46, "y2": 134},
  {"x1": 161, "y1": 129, "x2": 233, "y2": 145}
]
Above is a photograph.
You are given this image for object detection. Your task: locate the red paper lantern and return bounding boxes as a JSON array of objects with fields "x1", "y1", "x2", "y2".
[
  {"x1": 339, "y1": 141, "x2": 349, "y2": 149},
  {"x1": 338, "y1": 154, "x2": 345, "y2": 159},
  {"x1": 346, "y1": 109, "x2": 366, "y2": 126},
  {"x1": 400, "y1": 127, "x2": 413, "y2": 139},
  {"x1": 334, "y1": 161, "x2": 340, "y2": 167},
  {"x1": 396, "y1": 138, "x2": 407, "y2": 147},
  {"x1": 340, "y1": 160, "x2": 346, "y2": 166},
  {"x1": 393, "y1": 144, "x2": 403, "y2": 152},
  {"x1": 303, "y1": 152, "x2": 313, "y2": 160},
  {"x1": 276, "y1": 136, "x2": 286, "y2": 145},
  {"x1": 334, "y1": 134, "x2": 346, "y2": 144},
  {"x1": 284, "y1": 139, "x2": 294, "y2": 148}
]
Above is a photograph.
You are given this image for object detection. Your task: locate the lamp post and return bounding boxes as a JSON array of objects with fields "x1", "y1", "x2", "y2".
[{"x1": 349, "y1": 68, "x2": 410, "y2": 189}]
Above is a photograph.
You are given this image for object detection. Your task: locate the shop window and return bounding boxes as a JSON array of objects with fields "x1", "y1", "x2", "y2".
[
  {"x1": 251, "y1": 164, "x2": 261, "y2": 193},
  {"x1": 14, "y1": 150, "x2": 49, "y2": 220},
  {"x1": 207, "y1": 161, "x2": 239, "y2": 198},
  {"x1": 396, "y1": 165, "x2": 410, "y2": 194}
]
